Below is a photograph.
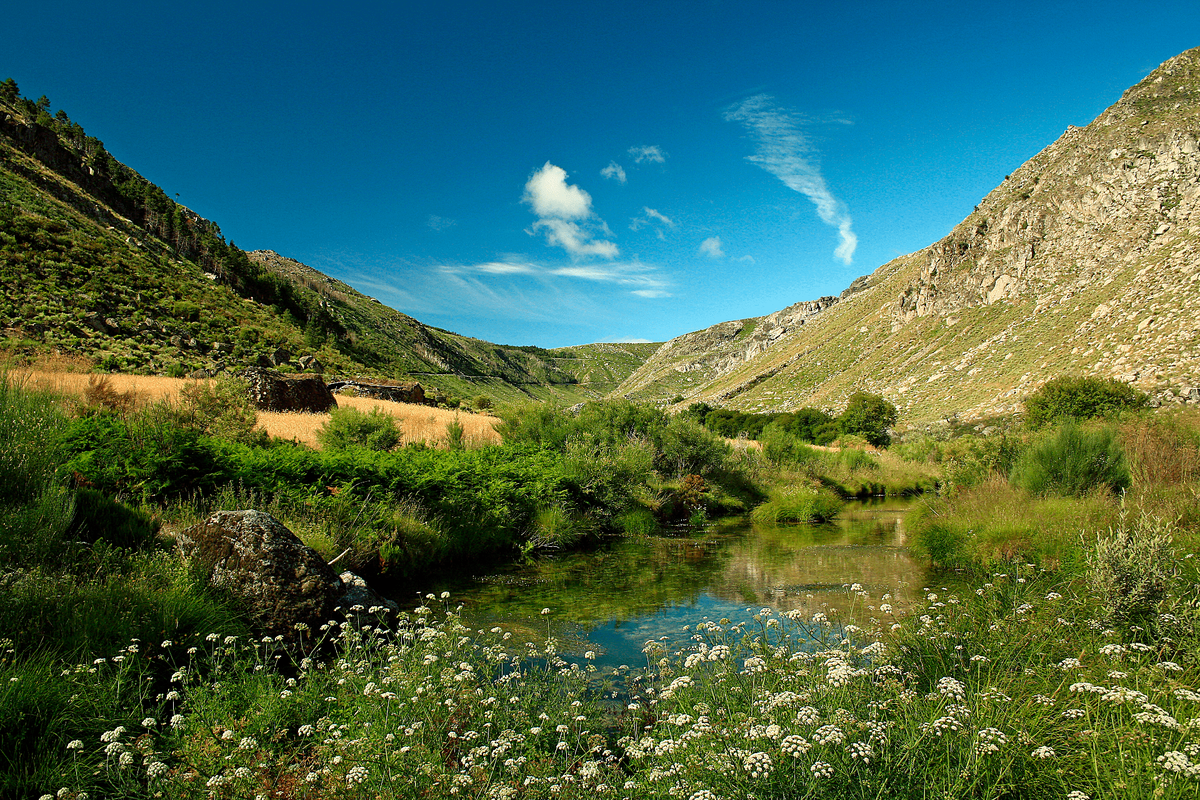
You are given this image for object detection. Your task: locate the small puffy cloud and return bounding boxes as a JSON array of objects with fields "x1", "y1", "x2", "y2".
[
  {"x1": 523, "y1": 162, "x2": 595, "y2": 220},
  {"x1": 629, "y1": 145, "x2": 666, "y2": 164},
  {"x1": 533, "y1": 218, "x2": 620, "y2": 260},
  {"x1": 601, "y1": 161, "x2": 627, "y2": 183},
  {"x1": 524, "y1": 162, "x2": 618, "y2": 260},
  {"x1": 699, "y1": 236, "x2": 725, "y2": 258},
  {"x1": 426, "y1": 215, "x2": 456, "y2": 231}
]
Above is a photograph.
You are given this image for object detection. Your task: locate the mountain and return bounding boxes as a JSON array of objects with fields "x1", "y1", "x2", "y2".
[
  {"x1": 4, "y1": 46, "x2": 1199, "y2": 423},
  {"x1": 0, "y1": 80, "x2": 655, "y2": 405},
  {"x1": 616, "y1": 47, "x2": 1200, "y2": 422}
]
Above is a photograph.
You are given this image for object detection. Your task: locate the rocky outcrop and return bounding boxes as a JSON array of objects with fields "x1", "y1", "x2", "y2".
[
  {"x1": 328, "y1": 380, "x2": 428, "y2": 405},
  {"x1": 237, "y1": 367, "x2": 337, "y2": 413},
  {"x1": 616, "y1": 297, "x2": 837, "y2": 400},
  {"x1": 177, "y1": 510, "x2": 343, "y2": 641},
  {"x1": 177, "y1": 510, "x2": 395, "y2": 642}
]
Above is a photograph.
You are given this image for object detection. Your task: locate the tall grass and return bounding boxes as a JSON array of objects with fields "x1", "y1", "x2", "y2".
[
  {"x1": 33, "y1": 536, "x2": 1200, "y2": 799},
  {"x1": 1009, "y1": 420, "x2": 1131, "y2": 497}
]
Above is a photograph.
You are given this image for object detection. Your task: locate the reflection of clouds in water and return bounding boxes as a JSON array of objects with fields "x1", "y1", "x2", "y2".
[{"x1": 436, "y1": 500, "x2": 926, "y2": 672}]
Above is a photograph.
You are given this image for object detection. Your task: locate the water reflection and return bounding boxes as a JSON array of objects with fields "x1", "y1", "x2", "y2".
[{"x1": 414, "y1": 498, "x2": 926, "y2": 670}]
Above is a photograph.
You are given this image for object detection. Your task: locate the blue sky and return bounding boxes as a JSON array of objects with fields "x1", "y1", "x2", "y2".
[{"x1": 8, "y1": 2, "x2": 1199, "y2": 347}]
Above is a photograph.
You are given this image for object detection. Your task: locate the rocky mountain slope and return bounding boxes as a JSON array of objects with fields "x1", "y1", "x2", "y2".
[
  {"x1": 617, "y1": 46, "x2": 1200, "y2": 422},
  {"x1": 0, "y1": 81, "x2": 653, "y2": 405}
]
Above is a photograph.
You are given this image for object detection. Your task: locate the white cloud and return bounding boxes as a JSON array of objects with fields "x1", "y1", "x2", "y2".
[
  {"x1": 630, "y1": 207, "x2": 675, "y2": 238},
  {"x1": 724, "y1": 95, "x2": 857, "y2": 265},
  {"x1": 699, "y1": 236, "x2": 725, "y2": 258},
  {"x1": 601, "y1": 160, "x2": 627, "y2": 183},
  {"x1": 532, "y1": 218, "x2": 620, "y2": 259},
  {"x1": 426, "y1": 214, "x2": 456, "y2": 231},
  {"x1": 442, "y1": 258, "x2": 671, "y2": 298},
  {"x1": 628, "y1": 144, "x2": 666, "y2": 164},
  {"x1": 523, "y1": 162, "x2": 618, "y2": 260},
  {"x1": 523, "y1": 162, "x2": 594, "y2": 219}
]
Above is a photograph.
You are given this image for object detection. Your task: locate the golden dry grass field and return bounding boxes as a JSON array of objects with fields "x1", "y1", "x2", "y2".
[{"x1": 10, "y1": 370, "x2": 502, "y2": 449}]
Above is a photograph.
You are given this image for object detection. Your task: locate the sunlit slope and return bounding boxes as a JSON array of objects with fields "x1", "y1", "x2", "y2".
[
  {"x1": 0, "y1": 83, "x2": 656, "y2": 405},
  {"x1": 618, "y1": 46, "x2": 1200, "y2": 422}
]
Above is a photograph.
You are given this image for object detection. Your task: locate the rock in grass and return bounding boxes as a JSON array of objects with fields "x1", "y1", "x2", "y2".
[
  {"x1": 236, "y1": 366, "x2": 337, "y2": 413},
  {"x1": 178, "y1": 510, "x2": 345, "y2": 642}
]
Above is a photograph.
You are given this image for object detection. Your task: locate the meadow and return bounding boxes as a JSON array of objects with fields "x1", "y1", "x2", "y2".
[{"x1": 1, "y1": 370, "x2": 1198, "y2": 798}]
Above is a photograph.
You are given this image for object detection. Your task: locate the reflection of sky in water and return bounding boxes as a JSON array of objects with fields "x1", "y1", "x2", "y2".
[
  {"x1": 418, "y1": 499, "x2": 926, "y2": 671},
  {"x1": 583, "y1": 593, "x2": 813, "y2": 671}
]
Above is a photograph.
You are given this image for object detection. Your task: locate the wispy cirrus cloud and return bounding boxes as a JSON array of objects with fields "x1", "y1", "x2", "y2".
[
  {"x1": 426, "y1": 214, "x2": 456, "y2": 231},
  {"x1": 630, "y1": 206, "x2": 675, "y2": 239},
  {"x1": 628, "y1": 144, "x2": 666, "y2": 164},
  {"x1": 601, "y1": 160, "x2": 627, "y2": 183},
  {"x1": 523, "y1": 162, "x2": 618, "y2": 260},
  {"x1": 724, "y1": 94, "x2": 857, "y2": 265},
  {"x1": 439, "y1": 258, "x2": 672, "y2": 298}
]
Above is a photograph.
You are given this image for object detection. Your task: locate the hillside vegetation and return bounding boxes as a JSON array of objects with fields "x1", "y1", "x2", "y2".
[
  {"x1": 616, "y1": 47, "x2": 1200, "y2": 423},
  {"x1": 0, "y1": 79, "x2": 655, "y2": 405}
]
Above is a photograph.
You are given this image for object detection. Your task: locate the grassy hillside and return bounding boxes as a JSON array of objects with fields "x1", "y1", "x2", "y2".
[
  {"x1": 616, "y1": 47, "x2": 1200, "y2": 423},
  {"x1": 0, "y1": 80, "x2": 655, "y2": 406}
]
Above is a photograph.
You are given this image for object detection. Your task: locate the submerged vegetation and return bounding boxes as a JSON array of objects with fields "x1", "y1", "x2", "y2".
[{"x1": 2, "y1": 369, "x2": 1199, "y2": 798}]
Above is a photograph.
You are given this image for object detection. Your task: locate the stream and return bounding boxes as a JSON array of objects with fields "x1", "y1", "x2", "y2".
[{"x1": 403, "y1": 498, "x2": 929, "y2": 671}]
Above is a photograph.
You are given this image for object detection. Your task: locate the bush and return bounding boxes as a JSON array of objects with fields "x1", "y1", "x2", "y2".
[
  {"x1": 759, "y1": 423, "x2": 820, "y2": 466},
  {"x1": 750, "y1": 484, "x2": 843, "y2": 525},
  {"x1": 658, "y1": 416, "x2": 730, "y2": 477},
  {"x1": 173, "y1": 376, "x2": 263, "y2": 445},
  {"x1": 1024, "y1": 375, "x2": 1149, "y2": 428},
  {"x1": 316, "y1": 406, "x2": 402, "y2": 451},
  {"x1": 837, "y1": 391, "x2": 897, "y2": 447},
  {"x1": 1088, "y1": 512, "x2": 1178, "y2": 632},
  {"x1": 1009, "y1": 420, "x2": 1130, "y2": 497}
]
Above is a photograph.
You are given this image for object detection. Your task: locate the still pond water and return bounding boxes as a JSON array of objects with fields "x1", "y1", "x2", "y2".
[{"x1": 416, "y1": 498, "x2": 928, "y2": 671}]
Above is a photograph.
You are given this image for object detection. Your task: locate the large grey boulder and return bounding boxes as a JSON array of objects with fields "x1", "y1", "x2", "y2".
[
  {"x1": 177, "y1": 510, "x2": 358, "y2": 642},
  {"x1": 237, "y1": 367, "x2": 337, "y2": 413}
]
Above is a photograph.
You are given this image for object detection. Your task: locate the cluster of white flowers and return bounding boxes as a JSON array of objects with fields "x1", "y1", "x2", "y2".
[
  {"x1": 812, "y1": 725, "x2": 845, "y2": 746},
  {"x1": 810, "y1": 760, "x2": 834, "y2": 778},
  {"x1": 1157, "y1": 750, "x2": 1200, "y2": 777},
  {"x1": 742, "y1": 751, "x2": 772, "y2": 779},
  {"x1": 936, "y1": 676, "x2": 966, "y2": 701},
  {"x1": 973, "y1": 727, "x2": 1007, "y2": 755},
  {"x1": 781, "y1": 734, "x2": 812, "y2": 757}
]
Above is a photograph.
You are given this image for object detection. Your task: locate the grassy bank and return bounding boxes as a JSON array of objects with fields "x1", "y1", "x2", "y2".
[{"x1": 7, "y1": 371, "x2": 1200, "y2": 797}]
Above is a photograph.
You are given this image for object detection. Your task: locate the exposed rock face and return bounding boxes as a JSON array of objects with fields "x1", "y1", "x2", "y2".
[
  {"x1": 177, "y1": 510, "x2": 343, "y2": 641},
  {"x1": 328, "y1": 380, "x2": 428, "y2": 405},
  {"x1": 617, "y1": 298, "x2": 837, "y2": 400},
  {"x1": 613, "y1": 47, "x2": 1200, "y2": 420},
  {"x1": 237, "y1": 367, "x2": 337, "y2": 412}
]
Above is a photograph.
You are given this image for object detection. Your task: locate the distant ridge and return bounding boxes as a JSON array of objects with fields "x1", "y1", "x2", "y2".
[
  {"x1": 615, "y1": 46, "x2": 1200, "y2": 421},
  {"x1": 0, "y1": 79, "x2": 656, "y2": 405}
]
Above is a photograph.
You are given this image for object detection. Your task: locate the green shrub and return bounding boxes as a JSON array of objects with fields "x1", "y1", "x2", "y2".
[
  {"x1": 173, "y1": 376, "x2": 263, "y2": 445},
  {"x1": 658, "y1": 416, "x2": 730, "y2": 477},
  {"x1": 1024, "y1": 375, "x2": 1149, "y2": 428},
  {"x1": 445, "y1": 415, "x2": 466, "y2": 451},
  {"x1": 837, "y1": 391, "x2": 898, "y2": 447},
  {"x1": 1088, "y1": 512, "x2": 1178, "y2": 632},
  {"x1": 759, "y1": 423, "x2": 819, "y2": 466},
  {"x1": 750, "y1": 484, "x2": 843, "y2": 525},
  {"x1": 1009, "y1": 421, "x2": 1130, "y2": 497},
  {"x1": 316, "y1": 406, "x2": 402, "y2": 451}
]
